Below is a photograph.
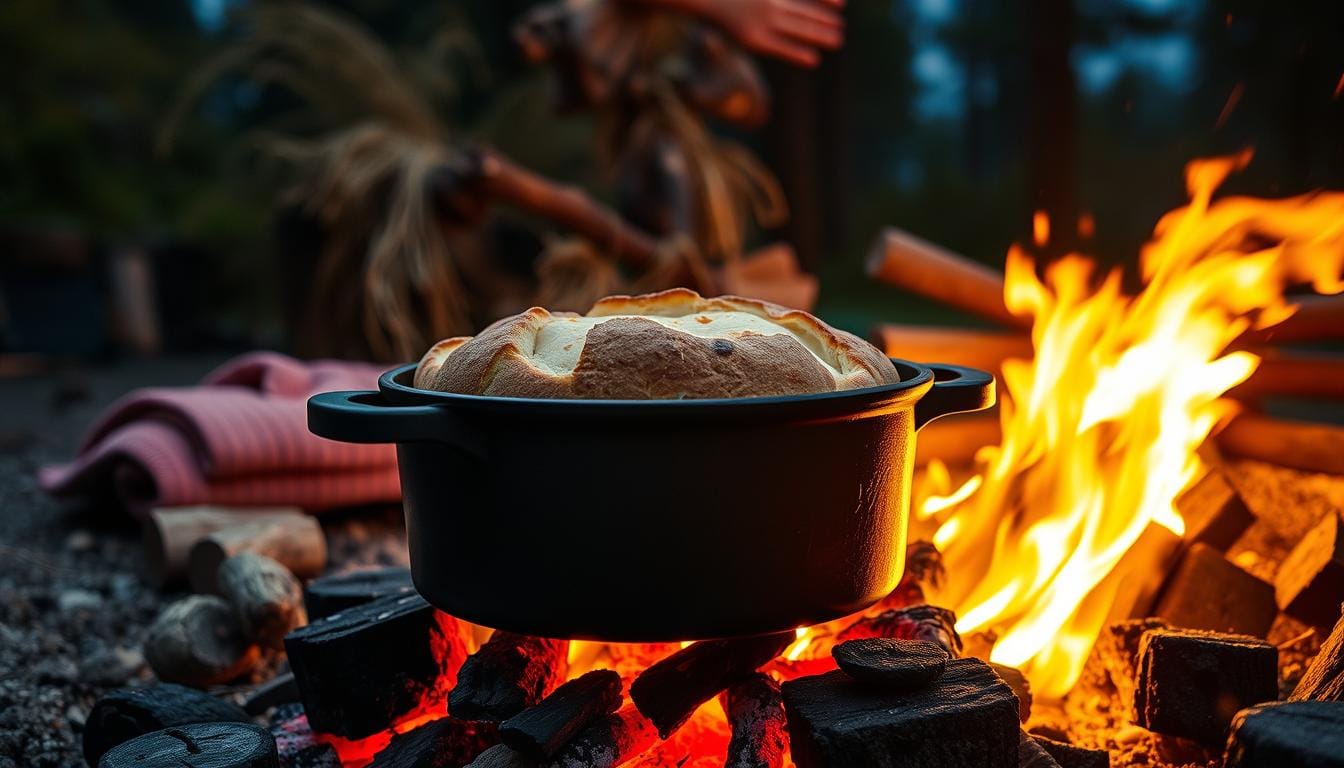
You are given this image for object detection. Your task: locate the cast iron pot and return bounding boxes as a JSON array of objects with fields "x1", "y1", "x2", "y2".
[{"x1": 308, "y1": 359, "x2": 993, "y2": 641}]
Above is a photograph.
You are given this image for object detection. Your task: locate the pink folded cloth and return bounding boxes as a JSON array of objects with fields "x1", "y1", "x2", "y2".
[{"x1": 40, "y1": 352, "x2": 400, "y2": 515}]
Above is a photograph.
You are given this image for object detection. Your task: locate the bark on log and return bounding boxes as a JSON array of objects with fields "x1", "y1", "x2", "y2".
[
  {"x1": 141, "y1": 506, "x2": 303, "y2": 589},
  {"x1": 499, "y1": 670, "x2": 622, "y2": 761},
  {"x1": 1290, "y1": 605, "x2": 1344, "y2": 701},
  {"x1": 303, "y1": 567, "x2": 414, "y2": 621},
  {"x1": 449, "y1": 633, "x2": 570, "y2": 722},
  {"x1": 1225, "y1": 701, "x2": 1344, "y2": 768},
  {"x1": 216, "y1": 553, "x2": 306, "y2": 648},
  {"x1": 368, "y1": 717, "x2": 500, "y2": 768},
  {"x1": 97, "y1": 722, "x2": 278, "y2": 768},
  {"x1": 544, "y1": 703, "x2": 658, "y2": 768},
  {"x1": 865, "y1": 228, "x2": 1025, "y2": 328},
  {"x1": 285, "y1": 592, "x2": 470, "y2": 740},
  {"x1": 837, "y1": 605, "x2": 962, "y2": 659},
  {"x1": 1217, "y1": 415, "x2": 1344, "y2": 477},
  {"x1": 84, "y1": 684, "x2": 251, "y2": 766},
  {"x1": 722, "y1": 673, "x2": 787, "y2": 768},
  {"x1": 188, "y1": 516, "x2": 326, "y2": 595},
  {"x1": 630, "y1": 631, "x2": 794, "y2": 738},
  {"x1": 144, "y1": 596, "x2": 260, "y2": 687}
]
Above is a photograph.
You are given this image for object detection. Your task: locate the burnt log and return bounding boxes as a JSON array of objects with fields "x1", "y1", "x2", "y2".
[
  {"x1": 188, "y1": 515, "x2": 326, "y2": 595},
  {"x1": 97, "y1": 722, "x2": 277, "y2": 768},
  {"x1": 630, "y1": 631, "x2": 794, "y2": 738},
  {"x1": 837, "y1": 605, "x2": 962, "y2": 658},
  {"x1": 499, "y1": 670, "x2": 622, "y2": 761},
  {"x1": 141, "y1": 506, "x2": 303, "y2": 589},
  {"x1": 1276, "y1": 511, "x2": 1344, "y2": 629},
  {"x1": 1093, "y1": 617, "x2": 1168, "y2": 713},
  {"x1": 241, "y1": 672, "x2": 301, "y2": 716},
  {"x1": 1153, "y1": 543, "x2": 1276, "y2": 637},
  {"x1": 1174, "y1": 469, "x2": 1255, "y2": 552},
  {"x1": 144, "y1": 596, "x2": 260, "y2": 687},
  {"x1": 544, "y1": 703, "x2": 658, "y2": 768},
  {"x1": 1134, "y1": 628, "x2": 1279, "y2": 745},
  {"x1": 285, "y1": 592, "x2": 469, "y2": 740},
  {"x1": 1290, "y1": 604, "x2": 1344, "y2": 701},
  {"x1": 781, "y1": 658, "x2": 1020, "y2": 768},
  {"x1": 83, "y1": 684, "x2": 251, "y2": 766},
  {"x1": 466, "y1": 745, "x2": 535, "y2": 768},
  {"x1": 369, "y1": 717, "x2": 500, "y2": 768},
  {"x1": 217, "y1": 553, "x2": 306, "y2": 648},
  {"x1": 449, "y1": 632, "x2": 569, "y2": 722},
  {"x1": 988, "y1": 663, "x2": 1032, "y2": 723},
  {"x1": 1017, "y1": 732, "x2": 1061, "y2": 768},
  {"x1": 831, "y1": 639, "x2": 947, "y2": 690},
  {"x1": 1030, "y1": 736, "x2": 1108, "y2": 768},
  {"x1": 303, "y1": 567, "x2": 414, "y2": 621},
  {"x1": 722, "y1": 673, "x2": 788, "y2": 768},
  {"x1": 1225, "y1": 700, "x2": 1344, "y2": 768}
]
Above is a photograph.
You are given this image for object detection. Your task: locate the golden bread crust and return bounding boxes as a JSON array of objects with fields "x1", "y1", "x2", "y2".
[{"x1": 414, "y1": 288, "x2": 899, "y2": 399}]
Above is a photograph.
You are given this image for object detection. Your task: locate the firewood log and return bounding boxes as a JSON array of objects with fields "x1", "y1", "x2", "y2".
[
  {"x1": 188, "y1": 515, "x2": 326, "y2": 595},
  {"x1": 97, "y1": 722, "x2": 277, "y2": 768},
  {"x1": 1225, "y1": 700, "x2": 1344, "y2": 767},
  {"x1": 144, "y1": 596, "x2": 260, "y2": 687},
  {"x1": 1290, "y1": 604, "x2": 1344, "y2": 701},
  {"x1": 722, "y1": 673, "x2": 787, "y2": 768},
  {"x1": 1243, "y1": 293, "x2": 1344, "y2": 344},
  {"x1": 499, "y1": 670, "x2": 622, "y2": 761},
  {"x1": 544, "y1": 703, "x2": 658, "y2": 768},
  {"x1": 837, "y1": 605, "x2": 963, "y2": 659},
  {"x1": 629, "y1": 631, "x2": 793, "y2": 738},
  {"x1": 241, "y1": 672, "x2": 300, "y2": 716},
  {"x1": 1218, "y1": 415, "x2": 1344, "y2": 477},
  {"x1": 83, "y1": 684, "x2": 251, "y2": 766},
  {"x1": 141, "y1": 506, "x2": 302, "y2": 589},
  {"x1": 467, "y1": 745, "x2": 536, "y2": 768},
  {"x1": 450, "y1": 633, "x2": 570, "y2": 722},
  {"x1": 368, "y1": 717, "x2": 500, "y2": 768},
  {"x1": 216, "y1": 553, "x2": 306, "y2": 648},
  {"x1": 303, "y1": 566, "x2": 414, "y2": 621},
  {"x1": 1275, "y1": 512, "x2": 1344, "y2": 629},
  {"x1": 865, "y1": 228, "x2": 1025, "y2": 329},
  {"x1": 285, "y1": 592, "x2": 470, "y2": 740}
]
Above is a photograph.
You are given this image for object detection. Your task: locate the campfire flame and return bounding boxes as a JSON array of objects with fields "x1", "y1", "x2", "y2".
[{"x1": 920, "y1": 151, "x2": 1344, "y2": 697}]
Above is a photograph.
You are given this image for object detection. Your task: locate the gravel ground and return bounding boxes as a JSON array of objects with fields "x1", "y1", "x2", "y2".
[{"x1": 0, "y1": 357, "x2": 407, "y2": 768}]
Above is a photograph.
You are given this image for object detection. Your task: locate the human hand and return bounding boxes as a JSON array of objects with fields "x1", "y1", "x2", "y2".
[{"x1": 696, "y1": 0, "x2": 845, "y2": 68}]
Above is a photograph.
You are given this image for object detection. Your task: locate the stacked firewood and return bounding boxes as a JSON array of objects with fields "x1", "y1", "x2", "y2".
[{"x1": 865, "y1": 227, "x2": 1344, "y2": 476}]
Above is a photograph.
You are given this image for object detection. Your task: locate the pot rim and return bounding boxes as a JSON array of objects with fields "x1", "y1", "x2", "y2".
[{"x1": 376, "y1": 358, "x2": 936, "y2": 415}]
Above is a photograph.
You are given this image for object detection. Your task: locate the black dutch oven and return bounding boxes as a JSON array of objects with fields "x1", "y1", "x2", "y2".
[{"x1": 308, "y1": 359, "x2": 993, "y2": 641}]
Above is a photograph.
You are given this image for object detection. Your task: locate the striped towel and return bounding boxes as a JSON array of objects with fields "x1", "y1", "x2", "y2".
[{"x1": 39, "y1": 352, "x2": 400, "y2": 515}]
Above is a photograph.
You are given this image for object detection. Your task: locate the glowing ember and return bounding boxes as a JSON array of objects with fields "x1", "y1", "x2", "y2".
[{"x1": 918, "y1": 151, "x2": 1344, "y2": 697}]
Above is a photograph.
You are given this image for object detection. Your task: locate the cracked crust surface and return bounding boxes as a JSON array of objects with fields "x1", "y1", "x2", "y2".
[{"x1": 414, "y1": 288, "x2": 900, "y2": 399}]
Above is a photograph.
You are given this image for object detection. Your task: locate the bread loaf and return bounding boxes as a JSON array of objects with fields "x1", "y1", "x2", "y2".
[{"x1": 414, "y1": 288, "x2": 899, "y2": 399}]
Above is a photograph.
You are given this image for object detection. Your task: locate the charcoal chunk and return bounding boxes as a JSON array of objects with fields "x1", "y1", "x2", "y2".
[
  {"x1": 831, "y1": 638, "x2": 947, "y2": 690},
  {"x1": 1276, "y1": 512, "x2": 1344, "y2": 629},
  {"x1": 1224, "y1": 700, "x2": 1344, "y2": 768},
  {"x1": 782, "y1": 658, "x2": 1019, "y2": 768},
  {"x1": 1153, "y1": 543, "x2": 1276, "y2": 637},
  {"x1": 1133, "y1": 628, "x2": 1278, "y2": 745}
]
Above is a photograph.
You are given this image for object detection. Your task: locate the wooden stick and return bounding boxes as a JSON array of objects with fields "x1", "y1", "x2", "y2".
[
  {"x1": 467, "y1": 148, "x2": 658, "y2": 269},
  {"x1": 865, "y1": 228, "x2": 1026, "y2": 328},
  {"x1": 499, "y1": 670, "x2": 622, "y2": 760},
  {"x1": 1217, "y1": 414, "x2": 1344, "y2": 476},
  {"x1": 141, "y1": 506, "x2": 304, "y2": 589},
  {"x1": 1245, "y1": 294, "x2": 1344, "y2": 344},
  {"x1": 188, "y1": 515, "x2": 326, "y2": 594},
  {"x1": 449, "y1": 632, "x2": 570, "y2": 721},
  {"x1": 546, "y1": 703, "x2": 659, "y2": 768},
  {"x1": 722, "y1": 673, "x2": 787, "y2": 768},
  {"x1": 1289, "y1": 604, "x2": 1344, "y2": 701}
]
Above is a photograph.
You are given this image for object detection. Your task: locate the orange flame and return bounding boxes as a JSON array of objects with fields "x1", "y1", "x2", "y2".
[{"x1": 922, "y1": 151, "x2": 1344, "y2": 697}]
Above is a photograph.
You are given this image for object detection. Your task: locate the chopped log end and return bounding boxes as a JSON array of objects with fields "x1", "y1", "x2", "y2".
[
  {"x1": 630, "y1": 631, "x2": 794, "y2": 739},
  {"x1": 782, "y1": 659, "x2": 1020, "y2": 768},
  {"x1": 1290, "y1": 604, "x2": 1344, "y2": 702},
  {"x1": 368, "y1": 716, "x2": 500, "y2": 768},
  {"x1": 1153, "y1": 543, "x2": 1276, "y2": 638},
  {"x1": 303, "y1": 566, "x2": 414, "y2": 621},
  {"x1": 188, "y1": 514, "x2": 326, "y2": 595},
  {"x1": 217, "y1": 552, "x2": 306, "y2": 648},
  {"x1": 831, "y1": 638, "x2": 947, "y2": 691},
  {"x1": 1225, "y1": 701, "x2": 1344, "y2": 768},
  {"x1": 1134, "y1": 628, "x2": 1279, "y2": 746},
  {"x1": 144, "y1": 595, "x2": 259, "y2": 687},
  {"x1": 450, "y1": 633, "x2": 570, "y2": 722},
  {"x1": 723, "y1": 673, "x2": 788, "y2": 768},
  {"x1": 97, "y1": 722, "x2": 277, "y2": 768},
  {"x1": 1276, "y1": 511, "x2": 1344, "y2": 630},
  {"x1": 544, "y1": 704, "x2": 658, "y2": 768},
  {"x1": 499, "y1": 670, "x2": 622, "y2": 761},
  {"x1": 141, "y1": 506, "x2": 304, "y2": 589},
  {"x1": 1174, "y1": 469, "x2": 1254, "y2": 552},
  {"x1": 83, "y1": 684, "x2": 251, "y2": 766}
]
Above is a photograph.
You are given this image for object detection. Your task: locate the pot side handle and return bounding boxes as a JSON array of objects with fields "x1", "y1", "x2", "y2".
[
  {"x1": 308, "y1": 390, "x2": 482, "y2": 455},
  {"x1": 913, "y1": 363, "x2": 997, "y2": 431}
]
